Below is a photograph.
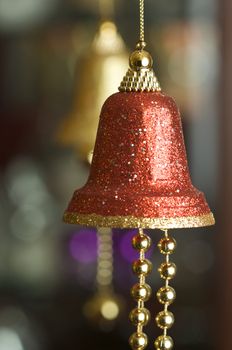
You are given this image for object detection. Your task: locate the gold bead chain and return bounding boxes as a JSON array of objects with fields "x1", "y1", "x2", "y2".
[
  {"x1": 155, "y1": 229, "x2": 177, "y2": 350},
  {"x1": 129, "y1": 229, "x2": 152, "y2": 350},
  {"x1": 96, "y1": 227, "x2": 113, "y2": 291}
]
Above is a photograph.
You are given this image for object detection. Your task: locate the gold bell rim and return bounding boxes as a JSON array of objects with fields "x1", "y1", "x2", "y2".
[{"x1": 63, "y1": 212, "x2": 215, "y2": 229}]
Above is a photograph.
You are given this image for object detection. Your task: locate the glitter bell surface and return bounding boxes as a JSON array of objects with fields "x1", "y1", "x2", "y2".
[
  {"x1": 64, "y1": 89, "x2": 214, "y2": 228},
  {"x1": 63, "y1": 1, "x2": 215, "y2": 348}
]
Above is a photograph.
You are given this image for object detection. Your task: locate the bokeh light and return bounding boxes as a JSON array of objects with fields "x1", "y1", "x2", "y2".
[
  {"x1": 100, "y1": 300, "x2": 119, "y2": 320},
  {"x1": 69, "y1": 229, "x2": 98, "y2": 263},
  {"x1": 0, "y1": 0, "x2": 58, "y2": 31},
  {"x1": 5, "y1": 158, "x2": 57, "y2": 242},
  {"x1": 0, "y1": 328, "x2": 24, "y2": 350}
]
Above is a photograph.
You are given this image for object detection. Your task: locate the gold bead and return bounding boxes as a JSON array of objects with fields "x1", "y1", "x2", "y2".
[
  {"x1": 158, "y1": 237, "x2": 176, "y2": 255},
  {"x1": 154, "y1": 335, "x2": 173, "y2": 350},
  {"x1": 131, "y1": 283, "x2": 152, "y2": 302},
  {"x1": 132, "y1": 234, "x2": 151, "y2": 251},
  {"x1": 155, "y1": 311, "x2": 174, "y2": 329},
  {"x1": 129, "y1": 332, "x2": 148, "y2": 350},
  {"x1": 158, "y1": 262, "x2": 176, "y2": 280},
  {"x1": 133, "y1": 259, "x2": 152, "y2": 276},
  {"x1": 136, "y1": 41, "x2": 147, "y2": 50},
  {"x1": 129, "y1": 50, "x2": 153, "y2": 71},
  {"x1": 156, "y1": 286, "x2": 176, "y2": 305},
  {"x1": 129, "y1": 308, "x2": 150, "y2": 326}
]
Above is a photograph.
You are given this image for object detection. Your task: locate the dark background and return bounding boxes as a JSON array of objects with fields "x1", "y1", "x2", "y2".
[{"x1": 0, "y1": 0, "x2": 230, "y2": 349}]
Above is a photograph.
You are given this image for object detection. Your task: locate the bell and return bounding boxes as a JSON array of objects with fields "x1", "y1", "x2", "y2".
[
  {"x1": 63, "y1": 4, "x2": 215, "y2": 345},
  {"x1": 56, "y1": 21, "x2": 128, "y2": 162},
  {"x1": 63, "y1": 46, "x2": 215, "y2": 229}
]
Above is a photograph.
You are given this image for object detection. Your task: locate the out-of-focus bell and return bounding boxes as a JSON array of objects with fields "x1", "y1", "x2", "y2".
[
  {"x1": 63, "y1": 46, "x2": 215, "y2": 229},
  {"x1": 57, "y1": 21, "x2": 128, "y2": 162}
]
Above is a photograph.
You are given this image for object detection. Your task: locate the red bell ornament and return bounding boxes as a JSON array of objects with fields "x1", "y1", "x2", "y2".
[
  {"x1": 64, "y1": 49, "x2": 214, "y2": 229},
  {"x1": 64, "y1": 2, "x2": 215, "y2": 347}
]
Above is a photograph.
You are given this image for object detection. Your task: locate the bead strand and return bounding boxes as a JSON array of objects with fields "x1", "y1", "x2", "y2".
[
  {"x1": 96, "y1": 228, "x2": 113, "y2": 291},
  {"x1": 129, "y1": 228, "x2": 153, "y2": 350},
  {"x1": 155, "y1": 229, "x2": 177, "y2": 350}
]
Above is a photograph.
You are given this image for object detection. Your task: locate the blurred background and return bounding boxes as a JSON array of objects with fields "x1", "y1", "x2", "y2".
[{"x1": 0, "y1": 0, "x2": 230, "y2": 349}]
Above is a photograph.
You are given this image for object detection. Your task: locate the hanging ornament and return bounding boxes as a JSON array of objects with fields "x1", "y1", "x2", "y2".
[
  {"x1": 63, "y1": 0, "x2": 215, "y2": 349},
  {"x1": 58, "y1": 0, "x2": 126, "y2": 326},
  {"x1": 83, "y1": 228, "x2": 124, "y2": 328},
  {"x1": 56, "y1": 0, "x2": 128, "y2": 163}
]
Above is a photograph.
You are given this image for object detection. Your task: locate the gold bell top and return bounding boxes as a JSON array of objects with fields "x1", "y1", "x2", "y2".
[
  {"x1": 119, "y1": 43, "x2": 161, "y2": 92},
  {"x1": 56, "y1": 20, "x2": 128, "y2": 162}
]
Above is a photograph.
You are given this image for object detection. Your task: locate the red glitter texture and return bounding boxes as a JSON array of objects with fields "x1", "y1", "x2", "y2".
[{"x1": 65, "y1": 92, "x2": 211, "y2": 219}]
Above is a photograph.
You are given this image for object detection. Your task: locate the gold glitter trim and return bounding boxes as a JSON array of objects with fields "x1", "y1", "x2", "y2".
[
  {"x1": 118, "y1": 68, "x2": 161, "y2": 92},
  {"x1": 63, "y1": 212, "x2": 215, "y2": 229}
]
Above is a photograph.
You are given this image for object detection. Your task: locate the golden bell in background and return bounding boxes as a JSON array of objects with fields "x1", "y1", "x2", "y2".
[
  {"x1": 58, "y1": 0, "x2": 127, "y2": 327},
  {"x1": 56, "y1": 20, "x2": 128, "y2": 162},
  {"x1": 63, "y1": 0, "x2": 215, "y2": 349}
]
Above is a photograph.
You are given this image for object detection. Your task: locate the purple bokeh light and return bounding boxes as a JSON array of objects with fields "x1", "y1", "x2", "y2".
[{"x1": 69, "y1": 228, "x2": 97, "y2": 263}]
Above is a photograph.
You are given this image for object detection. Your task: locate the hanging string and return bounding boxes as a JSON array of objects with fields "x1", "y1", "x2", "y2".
[
  {"x1": 139, "y1": 0, "x2": 145, "y2": 43},
  {"x1": 136, "y1": 0, "x2": 146, "y2": 50},
  {"x1": 96, "y1": 228, "x2": 113, "y2": 292}
]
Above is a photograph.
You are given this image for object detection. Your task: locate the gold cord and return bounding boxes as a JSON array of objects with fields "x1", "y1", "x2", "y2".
[{"x1": 139, "y1": 0, "x2": 145, "y2": 43}]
